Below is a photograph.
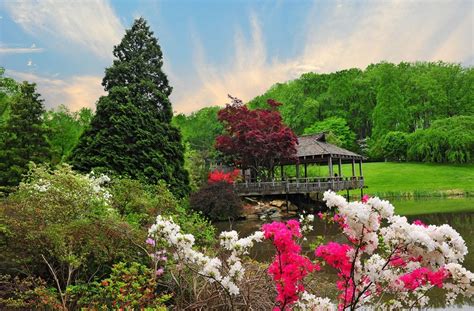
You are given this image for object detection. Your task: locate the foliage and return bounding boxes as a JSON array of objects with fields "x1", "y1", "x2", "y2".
[
  {"x1": 216, "y1": 96, "x2": 297, "y2": 180},
  {"x1": 0, "y1": 164, "x2": 145, "y2": 306},
  {"x1": 208, "y1": 169, "x2": 240, "y2": 184},
  {"x1": 183, "y1": 145, "x2": 209, "y2": 192},
  {"x1": 380, "y1": 131, "x2": 408, "y2": 161},
  {"x1": 0, "y1": 82, "x2": 50, "y2": 191},
  {"x1": 0, "y1": 275, "x2": 63, "y2": 310},
  {"x1": 247, "y1": 61, "x2": 473, "y2": 161},
  {"x1": 189, "y1": 181, "x2": 242, "y2": 221},
  {"x1": 70, "y1": 17, "x2": 189, "y2": 197},
  {"x1": 303, "y1": 117, "x2": 356, "y2": 150},
  {"x1": 0, "y1": 67, "x2": 20, "y2": 128},
  {"x1": 44, "y1": 105, "x2": 92, "y2": 165},
  {"x1": 109, "y1": 178, "x2": 216, "y2": 245},
  {"x1": 407, "y1": 116, "x2": 474, "y2": 163},
  {"x1": 173, "y1": 106, "x2": 223, "y2": 152},
  {"x1": 68, "y1": 262, "x2": 170, "y2": 310}
]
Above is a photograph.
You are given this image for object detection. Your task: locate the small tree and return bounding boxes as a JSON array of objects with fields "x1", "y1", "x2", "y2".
[
  {"x1": 0, "y1": 82, "x2": 50, "y2": 189},
  {"x1": 215, "y1": 96, "x2": 297, "y2": 181},
  {"x1": 380, "y1": 131, "x2": 408, "y2": 161}
]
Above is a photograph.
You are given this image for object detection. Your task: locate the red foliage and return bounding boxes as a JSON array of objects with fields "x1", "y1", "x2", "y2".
[
  {"x1": 207, "y1": 169, "x2": 240, "y2": 184},
  {"x1": 215, "y1": 96, "x2": 298, "y2": 179}
]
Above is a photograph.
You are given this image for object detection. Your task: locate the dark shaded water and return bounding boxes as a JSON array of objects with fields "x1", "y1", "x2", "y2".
[{"x1": 214, "y1": 198, "x2": 474, "y2": 309}]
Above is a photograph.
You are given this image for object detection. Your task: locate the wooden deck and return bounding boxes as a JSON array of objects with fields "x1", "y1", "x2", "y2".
[{"x1": 234, "y1": 177, "x2": 364, "y2": 196}]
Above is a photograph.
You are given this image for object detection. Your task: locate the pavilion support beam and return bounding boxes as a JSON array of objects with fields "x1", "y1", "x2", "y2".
[
  {"x1": 304, "y1": 163, "x2": 307, "y2": 178},
  {"x1": 352, "y1": 159, "x2": 356, "y2": 177},
  {"x1": 328, "y1": 157, "x2": 333, "y2": 177},
  {"x1": 296, "y1": 163, "x2": 300, "y2": 179},
  {"x1": 338, "y1": 158, "x2": 342, "y2": 177},
  {"x1": 281, "y1": 165, "x2": 284, "y2": 180},
  {"x1": 359, "y1": 159, "x2": 363, "y2": 177}
]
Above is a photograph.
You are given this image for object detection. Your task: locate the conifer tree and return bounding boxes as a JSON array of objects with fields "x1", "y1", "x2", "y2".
[
  {"x1": 0, "y1": 82, "x2": 50, "y2": 189},
  {"x1": 70, "y1": 18, "x2": 189, "y2": 197}
]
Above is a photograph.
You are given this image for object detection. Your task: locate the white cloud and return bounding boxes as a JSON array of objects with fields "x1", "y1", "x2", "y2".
[
  {"x1": 173, "y1": 1, "x2": 473, "y2": 114},
  {"x1": 0, "y1": 45, "x2": 44, "y2": 54},
  {"x1": 6, "y1": 70, "x2": 104, "y2": 111},
  {"x1": 4, "y1": 0, "x2": 123, "y2": 59}
]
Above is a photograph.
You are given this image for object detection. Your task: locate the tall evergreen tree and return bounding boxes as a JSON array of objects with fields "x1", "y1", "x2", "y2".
[
  {"x1": 70, "y1": 18, "x2": 189, "y2": 197},
  {"x1": 0, "y1": 82, "x2": 50, "y2": 189}
]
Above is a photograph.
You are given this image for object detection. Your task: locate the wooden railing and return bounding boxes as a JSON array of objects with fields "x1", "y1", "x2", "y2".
[{"x1": 233, "y1": 177, "x2": 364, "y2": 196}]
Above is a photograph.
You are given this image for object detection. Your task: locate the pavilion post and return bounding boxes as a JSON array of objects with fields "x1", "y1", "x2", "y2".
[
  {"x1": 359, "y1": 159, "x2": 363, "y2": 177},
  {"x1": 281, "y1": 165, "x2": 284, "y2": 180},
  {"x1": 304, "y1": 163, "x2": 307, "y2": 178},
  {"x1": 338, "y1": 158, "x2": 342, "y2": 177},
  {"x1": 352, "y1": 159, "x2": 356, "y2": 177},
  {"x1": 296, "y1": 163, "x2": 300, "y2": 180},
  {"x1": 328, "y1": 157, "x2": 333, "y2": 177}
]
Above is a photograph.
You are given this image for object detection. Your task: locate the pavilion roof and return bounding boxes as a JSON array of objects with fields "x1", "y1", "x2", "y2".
[{"x1": 296, "y1": 133, "x2": 363, "y2": 160}]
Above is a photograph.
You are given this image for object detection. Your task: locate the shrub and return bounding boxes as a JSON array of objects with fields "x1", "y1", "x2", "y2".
[
  {"x1": 189, "y1": 181, "x2": 242, "y2": 221},
  {"x1": 68, "y1": 262, "x2": 170, "y2": 310},
  {"x1": 0, "y1": 164, "x2": 146, "y2": 307},
  {"x1": 380, "y1": 131, "x2": 408, "y2": 161}
]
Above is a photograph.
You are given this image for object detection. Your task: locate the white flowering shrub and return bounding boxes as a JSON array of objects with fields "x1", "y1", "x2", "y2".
[{"x1": 148, "y1": 191, "x2": 474, "y2": 310}]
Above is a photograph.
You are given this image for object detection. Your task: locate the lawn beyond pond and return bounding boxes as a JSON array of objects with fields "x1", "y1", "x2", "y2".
[{"x1": 351, "y1": 162, "x2": 474, "y2": 196}]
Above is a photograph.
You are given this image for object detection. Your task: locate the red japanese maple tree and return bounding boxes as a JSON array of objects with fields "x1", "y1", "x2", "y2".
[{"x1": 215, "y1": 95, "x2": 298, "y2": 181}]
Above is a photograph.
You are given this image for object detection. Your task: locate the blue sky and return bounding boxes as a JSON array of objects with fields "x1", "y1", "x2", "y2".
[{"x1": 0, "y1": 0, "x2": 472, "y2": 114}]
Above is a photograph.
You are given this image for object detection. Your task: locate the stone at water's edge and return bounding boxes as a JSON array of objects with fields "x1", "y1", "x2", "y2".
[{"x1": 241, "y1": 197, "x2": 300, "y2": 220}]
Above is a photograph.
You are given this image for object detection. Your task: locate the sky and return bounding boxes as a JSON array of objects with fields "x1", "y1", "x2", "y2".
[{"x1": 0, "y1": 0, "x2": 473, "y2": 114}]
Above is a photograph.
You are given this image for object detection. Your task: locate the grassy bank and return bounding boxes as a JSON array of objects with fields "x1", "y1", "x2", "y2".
[
  {"x1": 344, "y1": 162, "x2": 474, "y2": 198},
  {"x1": 283, "y1": 161, "x2": 474, "y2": 198},
  {"x1": 391, "y1": 197, "x2": 474, "y2": 216}
]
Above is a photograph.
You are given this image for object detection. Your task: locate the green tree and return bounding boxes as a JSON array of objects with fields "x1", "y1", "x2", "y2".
[
  {"x1": 380, "y1": 131, "x2": 408, "y2": 161},
  {"x1": 303, "y1": 117, "x2": 356, "y2": 150},
  {"x1": 70, "y1": 18, "x2": 189, "y2": 197},
  {"x1": 0, "y1": 82, "x2": 50, "y2": 189},
  {"x1": 44, "y1": 105, "x2": 93, "y2": 164}
]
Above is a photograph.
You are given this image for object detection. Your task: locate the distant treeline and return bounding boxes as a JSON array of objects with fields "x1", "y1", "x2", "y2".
[{"x1": 175, "y1": 61, "x2": 473, "y2": 163}]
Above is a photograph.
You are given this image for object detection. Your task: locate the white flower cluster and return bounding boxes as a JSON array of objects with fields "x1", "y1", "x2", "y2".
[
  {"x1": 87, "y1": 171, "x2": 112, "y2": 202},
  {"x1": 33, "y1": 179, "x2": 51, "y2": 192},
  {"x1": 149, "y1": 216, "x2": 264, "y2": 296},
  {"x1": 443, "y1": 263, "x2": 474, "y2": 304},
  {"x1": 299, "y1": 214, "x2": 315, "y2": 234},
  {"x1": 381, "y1": 215, "x2": 468, "y2": 268},
  {"x1": 322, "y1": 190, "x2": 473, "y2": 308},
  {"x1": 294, "y1": 292, "x2": 335, "y2": 311}
]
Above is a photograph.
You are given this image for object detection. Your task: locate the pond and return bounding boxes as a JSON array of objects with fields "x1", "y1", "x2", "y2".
[{"x1": 214, "y1": 197, "x2": 474, "y2": 309}]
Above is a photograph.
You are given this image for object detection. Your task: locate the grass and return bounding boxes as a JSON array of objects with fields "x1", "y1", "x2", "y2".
[
  {"x1": 283, "y1": 161, "x2": 474, "y2": 197},
  {"x1": 391, "y1": 197, "x2": 474, "y2": 216}
]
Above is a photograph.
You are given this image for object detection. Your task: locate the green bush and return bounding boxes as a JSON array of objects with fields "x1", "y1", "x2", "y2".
[
  {"x1": 68, "y1": 262, "x2": 170, "y2": 310},
  {"x1": 189, "y1": 181, "x2": 242, "y2": 221},
  {"x1": 0, "y1": 164, "x2": 145, "y2": 297},
  {"x1": 380, "y1": 131, "x2": 408, "y2": 161},
  {"x1": 407, "y1": 116, "x2": 473, "y2": 163}
]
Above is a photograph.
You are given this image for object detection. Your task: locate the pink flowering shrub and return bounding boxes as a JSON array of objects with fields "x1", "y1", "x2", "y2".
[
  {"x1": 262, "y1": 219, "x2": 320, "y2": 310},
  {"x1": 208, "y1": 169, "x2": 240, "y2": 184},
  {"x1": 315, "y1": 191, "x2": 473, "y2": 310}
]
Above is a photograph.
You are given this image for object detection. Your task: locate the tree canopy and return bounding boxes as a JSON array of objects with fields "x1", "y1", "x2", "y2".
[
  {"x1": 0, "y1": 82, "x2": 50, "y2": 189},
  {"x1": 70, "y1": 18, "x2": 189, "y2": 197},
  {"x1": 215, "y1": 96, "x2": 297, "y2": 180}
]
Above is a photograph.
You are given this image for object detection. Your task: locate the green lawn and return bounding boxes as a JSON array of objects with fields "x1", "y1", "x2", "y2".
[
  {"x1": 284, "y1": 162, "x2": 474, "y2": 197},
  {"x1": 345, "y1": 162, "x2": 474, "y2": 196},
  {"x1": 391, "y1": 197, "x2": 474, "y2": 216}
]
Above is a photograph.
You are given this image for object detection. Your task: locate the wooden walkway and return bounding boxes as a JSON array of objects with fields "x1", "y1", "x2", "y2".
[{"x1": 234, "y1": 177, "x2": 364, "y2": 196}]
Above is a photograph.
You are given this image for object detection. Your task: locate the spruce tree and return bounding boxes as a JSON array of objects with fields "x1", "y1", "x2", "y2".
[
  {"x1": 0, "y1": 82, "x2": 50, "y2": 189},
  {"x1": 70, "y1": 18, "x2": 189, "y2": 197}
]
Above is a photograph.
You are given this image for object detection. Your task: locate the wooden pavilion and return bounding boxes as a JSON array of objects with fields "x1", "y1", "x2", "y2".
[{"x1": 234, "y1": 133, "x2": 365, "y2": 196}]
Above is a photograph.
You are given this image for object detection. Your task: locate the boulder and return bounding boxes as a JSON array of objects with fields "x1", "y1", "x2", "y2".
[{"x1": 269, "y1": 200, "x2": 286, "y2": 208}]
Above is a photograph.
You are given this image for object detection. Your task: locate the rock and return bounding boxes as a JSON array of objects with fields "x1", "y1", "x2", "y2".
[
  {"x1": 269, "y1": 200, "x2": 286, "y2": 208},
  {"x1": 245, "y1": 214, "x2": 259, "y2": 220},
  {"x1": 268, "y1": 211, "x2": 282, "y2": 219},
  {"x1": 288, "y1": 203, "x2": 299, "y2": 211}
]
